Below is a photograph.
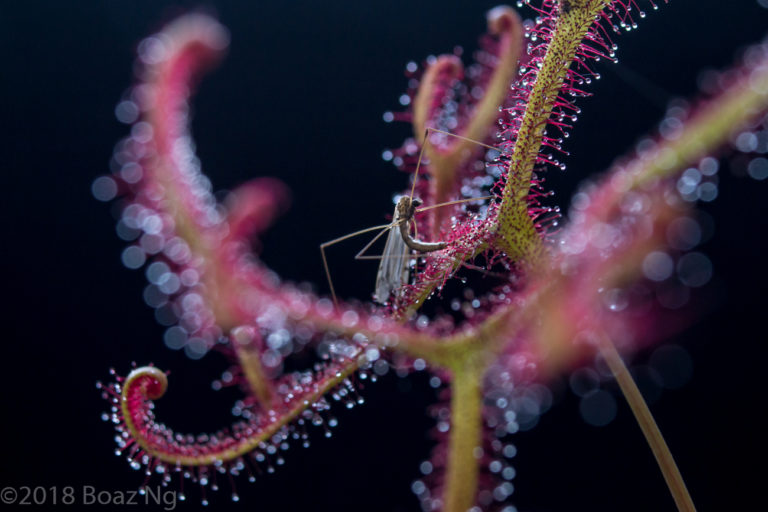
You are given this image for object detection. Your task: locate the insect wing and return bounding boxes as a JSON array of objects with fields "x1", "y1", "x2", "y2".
[{"x1": 374, "y1": 225, "x2": 409, "y2": 304}]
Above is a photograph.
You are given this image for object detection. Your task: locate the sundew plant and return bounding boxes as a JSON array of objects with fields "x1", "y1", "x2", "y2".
[{"x1": 94, "y1": 1, "x2": 768, "y2": 511}]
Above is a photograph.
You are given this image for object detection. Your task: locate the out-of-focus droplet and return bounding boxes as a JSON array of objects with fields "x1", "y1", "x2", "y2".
[
  {"x1": 642, "y1": 251, "x2": 674, "y2": 281},
  {"x1": 579, "y1": 389, "x2": 617, "y2": 427},
  {"x1": 677, "y1": 252, "x2": 713, "y2": 287},
  {"x1": 92, "y1": 176, "x2": 118, "y2": 201},
  {"x1": 747, "y1": 157, "x2": 768, "y2": 180}
]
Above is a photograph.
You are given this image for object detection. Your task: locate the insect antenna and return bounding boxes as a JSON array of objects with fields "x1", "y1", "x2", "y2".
[
  {"x1": 408, "y1": 126, "x2": 509, "y2": 205},
  {"x1": 414, "y1": 195, "x2": 494, "y2": 214}
]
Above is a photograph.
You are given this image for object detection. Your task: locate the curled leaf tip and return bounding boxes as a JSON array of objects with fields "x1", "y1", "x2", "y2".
[{"x1": 124, "y1": 366, "x2": 168, "y2": 400}]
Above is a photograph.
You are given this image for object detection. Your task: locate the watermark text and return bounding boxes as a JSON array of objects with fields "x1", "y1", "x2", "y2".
[{"x1": 1, "y1": 485, "x2": 177, "y2": 510}]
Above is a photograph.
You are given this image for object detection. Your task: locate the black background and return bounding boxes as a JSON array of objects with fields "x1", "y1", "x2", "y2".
[{"x1": 1, "y1": 1, "x2": 767, "y2": 511}]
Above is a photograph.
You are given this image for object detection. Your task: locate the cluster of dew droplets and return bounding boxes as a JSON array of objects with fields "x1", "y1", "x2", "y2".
[
  {"x1": 381, "y1": 12, "x2": 525, "y2": 225},
  {"x1": 383, "y1": 24, "x2": 509, "y2": 173},
  {"x1": 221, "y1": 323, "x2": 380, "y2": 429},
  {"x1": 410, "y1": 365, "x2": 531, "y2": 512},
  {"x1": 476, "y1": 359, "x2": 550, "y2": 510},
  {"x1": 645, "y1": 100, "x2": 724, "y2": 204},
  {"x1": 562, "y1": 165, "x2": 715, "y2": 315},
  {"x1": 98, "y1": 356, "x2": 379, "y2": 505},
  {"x1": 381, "y1": 54, "x2": 460, "y2": 193},
  {"x1": 499, "y1": 1, "x2": 664, "y2": 174},
  {"x1": 731, "y1": 110, "x2": 768, "y2": 181},
  {"x1": 676, "y1": 21, "x2": 768, "y2": 184},
  {"x1": 709, "y1": 38, "x2": 768, "y2": 181},
  {"x1": 92, "y1": 84, "x2": 225, "y2": 360},
  {"x1": 410, "y1": 391, "x2": 453, "y2": 512}
]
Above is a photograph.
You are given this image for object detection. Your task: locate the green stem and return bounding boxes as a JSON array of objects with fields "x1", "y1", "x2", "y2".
[
  {"x1": 443, "y1": 362, "x2": 484, "y2": 512},
  {"x1": 496, "y1": 0, "x2": 608, "y2": 263},
  {"x1": 598, "y1": 336, "x2": 697, "y2": 512},
  {"x1": 231, "y1": 326, "x2": 276, "y2": 407},
  {"x1": 632, "y1": 56, "x2": 768, "y2": 187}
]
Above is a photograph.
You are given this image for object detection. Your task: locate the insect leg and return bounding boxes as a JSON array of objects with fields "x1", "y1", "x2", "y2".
[
  {"x1": 354, "y1": 223, "x2": 399, "y2": 260},
  {"x1": 320, "y1": 223, "x2": 393, "y2": 307}
]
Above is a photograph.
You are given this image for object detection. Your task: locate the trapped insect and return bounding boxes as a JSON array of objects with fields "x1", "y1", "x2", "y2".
[{"x1": 319, "y1": 128, "x2": 502, "y2": 306}]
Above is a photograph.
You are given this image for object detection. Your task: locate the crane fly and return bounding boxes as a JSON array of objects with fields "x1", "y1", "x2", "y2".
[{"x1": 320, "y1": 127, "x2": 504, "y2": 306}]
